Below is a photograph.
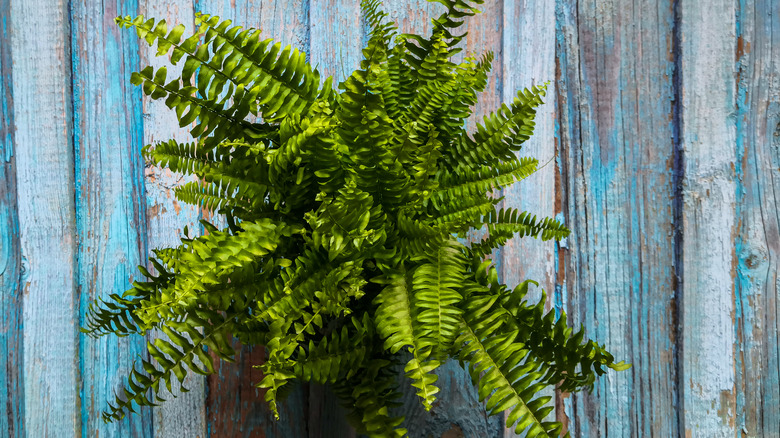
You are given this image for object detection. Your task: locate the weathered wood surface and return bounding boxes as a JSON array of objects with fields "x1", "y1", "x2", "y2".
[
  {"x1": 9, "y1": 0, "x2": 80, "y2": 436},
  {"x1": 733, "y1": 0, "x2": 780, "y2": 435},
  {"x1": 679, "y1": 1, "x2": 737, "y2": 436},
  {"x1": 1, "y1": 0, "x2": 778, "y2": 437},
  {"x1": 71, "y1": 0, "x2": 154, "y2": 436},
  {"x1": 556, "y1": 1, "x2": 679, "y2": 436},
  {"x1": 0, "y1": 0, "x2": 24, "y2": 435},
  {"x1": 139, "y1": 1, "x2": 207, "y2": 436},
  {"x1": 499, "y1": 1, "x2": 558, "y2": 434}
]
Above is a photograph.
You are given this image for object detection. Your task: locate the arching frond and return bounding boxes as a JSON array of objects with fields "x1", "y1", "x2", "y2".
[{"x1": 94, "y1": 2, "x2": 626, "y2": 434}]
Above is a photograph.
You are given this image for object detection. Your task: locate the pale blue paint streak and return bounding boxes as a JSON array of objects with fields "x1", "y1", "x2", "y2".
[
  {"x1": 0, "y1": 0, "x2": 24, "y2": 434},
  {"x1": 71, "y1": 0, "x2": 154, "y2": 436},
  {"x1": 11, "y1": 0, "x2": 79, "y2": 436}
]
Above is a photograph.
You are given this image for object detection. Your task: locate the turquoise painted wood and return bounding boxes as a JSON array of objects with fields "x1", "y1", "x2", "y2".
[
  {"x1": 1, "y1": 0, "x2": 778, "y2": 437},
  {"x1": 71, "y1": 0, "x2": 154, "y2": 436},
  {"x1": 0, "y1": 0, "x2": 24, "y2": 435},
  {"x1": 499, "y1": 1, "x2": 559, "y2": 434},
  {"x1": 734, "y1": 0, "x2": 780, "y2": 435},
  {"x1": 555, "y1": 1, "x2": 679, "y2": 436},
  {"x1": 10, "y1": 1, "x2": 80, "y2": 436},
  {"x1": 679, "y1": 1, "x2": 737, "y2": 435}
]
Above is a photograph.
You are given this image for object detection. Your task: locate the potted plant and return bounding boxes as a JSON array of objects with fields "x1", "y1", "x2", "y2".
[{"x1": 83, "y1": 0, "x2": 628, "y2": 436}]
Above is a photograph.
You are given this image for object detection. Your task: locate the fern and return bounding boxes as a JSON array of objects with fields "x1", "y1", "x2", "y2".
[{"x1": 85, "y1": 1, "x2": 628, "y2": 436}]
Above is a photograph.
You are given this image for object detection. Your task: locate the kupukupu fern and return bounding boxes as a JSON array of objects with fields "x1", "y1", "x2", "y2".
[{"x1": 84, "y1": 1, "x2": 629, "y2": 436}]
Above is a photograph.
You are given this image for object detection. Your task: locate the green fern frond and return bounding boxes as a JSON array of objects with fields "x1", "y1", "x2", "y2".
[
  {"x1": 373, "y1": 268, "x2": 440, "y2": 410},
  {"x1": 447, "y1": 84, "x2": 547, "y2": 168},
  {"x1": 410, "y1": 238, "x2": 465, "y2": 361},
  {"x1": 95, "y1": 2, "x2": 627, "y2": 434},
  {"x1": 435, "y1": 157, "x2": 539, "y2": 206},
  {"x1": 483, "y1": 207, "x2": 571, "y2": 241},
  {"x1": 129, "y1": 64, "x2": 264, "y2": 145},
  {"x1": 498, "y1": 281, "x2": 630, "y2": 393},
  {"x1": 455, "y1": 310, "x2": 563, "y2": 437},
  {"x1": 136, "y1": 219, "x2": 296, "y2": 324},
  {"x1": 103, "y1": 310, "x2": 238, "y2": 422},
  {"x1": 294, "y1": 314, "x2": 374, "y2": 383},
  {"x1": 434, "y1": 193, "x2": 500, "y2": 225},
  {"x1": 82, "y1": 255, "x2": 175, "y2": 337},
  {"x1": 174, "y1": 180, "x2": 255, "y2": 214}
]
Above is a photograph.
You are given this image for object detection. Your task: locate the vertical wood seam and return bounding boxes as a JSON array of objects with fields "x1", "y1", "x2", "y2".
[
  {"x1": 671, "y1": 0, "x2": 685, "y2": 436},
  {"x1": 66, "y1": 2, "x2": 84, "y2": 432}
]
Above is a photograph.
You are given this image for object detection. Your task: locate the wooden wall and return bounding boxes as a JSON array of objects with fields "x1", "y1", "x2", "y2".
[{"x1": 0, "y1": 0, "x2": 778, "y2": 436}]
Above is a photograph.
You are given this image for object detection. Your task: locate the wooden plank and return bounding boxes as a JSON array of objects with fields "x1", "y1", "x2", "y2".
[
  {"x1": 733, "y1": 0, "x2": 780, "y2": 436},
  {"x1": 9, "y1": 0, "x2": 79, "y2": 436},
  {"x1": 136, "y1": 1, "x2": 207, "y2": 437},
  {"x1": 679, "y1": 0, "x2": 737, "y2": 436},
  {"x1": 554, "y1": 5, "x2": 581, "y2": 433},
  {"x1": 309, "y1": 0, "x2": 364, "y2": 84},
  {"x1": 70, "y1": 0, "x2": 154, "y2": 436},
  {"x1": 192, "y1": 2, "x2": 311, "y2": 436},
  {"x1": 383, "y1": 0, "x2": 436, "y2": 39},
  {"x1": 206, "y1": 344, "x2": 309, "y2": 437},
  {"x1": 0, "y1": 0, "x2": 25, "y2": 434},
  {"x1": 499, "y1": 0, "x2": 558, "y2": 435},
  {"x1": 195, "y1": 0, "x2": 308, "y2": 44},
  {"x1": 500, "y1": 0, "x2": 555, "y2": 301},
  {"x1": 556, "y1": 0, "x2": 679, "y2": 436}
]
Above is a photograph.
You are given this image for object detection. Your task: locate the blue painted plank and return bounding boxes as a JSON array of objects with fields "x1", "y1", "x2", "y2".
[
  {"x1": 679, "y1": 0, "x2": 738, "y2": 436},
  {"x1": 309, "y1": 0, "x2": 364, "y2": 84},
  {"x1": 499, "y1": 1, "x2": 558, "y2": 435},
  {"x1": 555, "y1": 0, "x2": 679, "y2": 436},
  {"x1": 499, "y1": 0, "x2": 556, "y2": 300},
  {"x1": 70, "y1": 0, "x2": 154, "y2": 436},
  {"x1": 734, "y1": 0, "x2": 780, "y2": 435},
  {"x1": 0, "y1": 0, "x2": 24, "y2": 434},
  {"x1": 136, "y1": 1, "x2": 208, "y2": 437},
  {"x1": 552, "y1": 6, "x2": 579, "y2": 433},
  {"x1": 10, "y1": 0, "x2": 79, "y2": 436}
]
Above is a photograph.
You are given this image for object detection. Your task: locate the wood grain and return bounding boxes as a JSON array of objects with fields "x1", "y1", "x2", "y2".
[
  {"x1": 556, "y1": 0, "x2": 679, "y2": 436},
  {"x1": 0, "y1": 0, "x2": 24, "y2": 434},
  {"x1": 310, "y1": 0, "x2": 364, "y2": 84},
  {"x1": 679, "y1": 0, "x2": 738, "y2": 436},
  {"x1": 734, "y1": 0, "x2": 780, "y2": 436},
  {"x1": 71, "y1": 0, "x2": 154, "y2": 435},
  {"x1": 499, "y1": 1, "x2": 558, "y2": 435},
  {"x1": 10, "y1": 0, "x2": 79, "y2": 436},
  {"x1": 499, "y1": 0, "x2": 555, "y2": 303}
]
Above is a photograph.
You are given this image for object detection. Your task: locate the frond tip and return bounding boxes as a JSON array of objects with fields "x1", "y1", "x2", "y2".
[{"x1": 93, "y1": 1, "x2": 629, "y2": 436}]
